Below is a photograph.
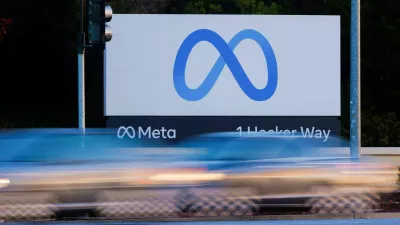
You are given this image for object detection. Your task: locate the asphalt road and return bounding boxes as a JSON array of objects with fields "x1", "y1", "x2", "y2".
[{"x1": 7, "y1": 219, "x2": 400, "y2": 225}]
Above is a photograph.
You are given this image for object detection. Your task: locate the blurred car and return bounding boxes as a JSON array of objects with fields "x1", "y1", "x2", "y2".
[
  {"x1": 0, "y1": 129, "x2": 397, "y2": 220},
  {"x1": 170, "y1": 132, "x2": 399, "y2": 215},
  {"x1": 0, "y1": 129, "x2": 220, "y2": 220}
]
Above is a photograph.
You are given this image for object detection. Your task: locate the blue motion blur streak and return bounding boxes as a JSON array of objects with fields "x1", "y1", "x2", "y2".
[{"x1": 173, "y1": 29, "x2": 278, "y2": 101}]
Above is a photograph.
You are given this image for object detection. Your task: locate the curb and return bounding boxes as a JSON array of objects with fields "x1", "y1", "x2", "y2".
[
  {"x1": 355, "y1": 212, "x2": 400, "y2": 219},
  {"x1": 253, "y1": 214, "x2": 355, "y2": 220}
]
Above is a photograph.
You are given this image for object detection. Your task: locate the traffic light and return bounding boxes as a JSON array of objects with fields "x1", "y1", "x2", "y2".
[{"x1": 87, "y1": 0, "x2": 113, "y2": 45}]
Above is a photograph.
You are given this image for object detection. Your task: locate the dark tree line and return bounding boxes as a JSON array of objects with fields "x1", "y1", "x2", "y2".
[{"x1": 0, "y1": 0, "x2": 400, "y2": 146}]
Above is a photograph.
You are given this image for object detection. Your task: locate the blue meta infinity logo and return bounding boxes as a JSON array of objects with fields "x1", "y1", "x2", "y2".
[{"x1": 173, "y1": 29, "x2": 278, "y2": 101}]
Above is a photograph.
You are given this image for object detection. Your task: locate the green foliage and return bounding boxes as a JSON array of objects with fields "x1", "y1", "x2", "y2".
[
  {"x1": 0, "y1": 121, "x2": 13, "y2": 129},
  {"x1": 111, "y1": 0, "x2": 171, "y2": 13},
  {"x1": 111, "y1": 0, "x2": 281, "y2": 14},
  {"x1": 361, "y1": 112, "x2": 400, "y2": 147},
  {"x1": 0, "y1": 18, "x2": 12, "y2": 43},
  {"x1": 397, "y1": 166, "x2": 400, "y2": 187},
  {"x1": 184, "y1": 0, "x2": 280, "y2": 14}
]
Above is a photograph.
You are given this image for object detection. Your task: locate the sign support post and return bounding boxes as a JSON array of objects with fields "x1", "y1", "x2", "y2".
[
  {"x1": 350, "y1": 0, "x2": 361, "y2": 159},
  {"x1": 77, "y1": 0, "x2": 86, "y2": 130}
]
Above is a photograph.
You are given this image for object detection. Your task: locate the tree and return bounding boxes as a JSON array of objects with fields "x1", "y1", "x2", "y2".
[
  {"x1": 183, "y1": 0, "x2": 280, "y2": 14},
  {"x1": 0, "y1": 18, "x2": 12, "y2": 43},
  {"x1": 111, "y1": 0, "x2": 172, "y2": 13}
]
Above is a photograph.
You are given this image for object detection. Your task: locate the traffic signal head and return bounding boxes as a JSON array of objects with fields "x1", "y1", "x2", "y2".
[
  {"x1": 104, "y1": 2, "x2": 113, "y2": 42},
  {"x1": 87, "y1": 0, "x2": 113, "y2": 45}
]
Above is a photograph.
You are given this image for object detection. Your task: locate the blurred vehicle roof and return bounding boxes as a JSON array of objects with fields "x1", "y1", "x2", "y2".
[
  {"x1": 0, "y1": 128, "x2": 167, "y2": 162},
  {"x1": 172, "y1": 132, "x2": 350, "y2": 161}
]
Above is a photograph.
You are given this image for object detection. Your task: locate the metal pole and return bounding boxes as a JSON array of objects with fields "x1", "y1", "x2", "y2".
[
  {"x1": 78, "y1": 53, "x2": 86, "y2": 129},
  {"x1": 78, "y1": 0, "x2": 86, "y2": 129},
  {"x1": 350, "y1": 0, "x2": 361, "y2": 159}
]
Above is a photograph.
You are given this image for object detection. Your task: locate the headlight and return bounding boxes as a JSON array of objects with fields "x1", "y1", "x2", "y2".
[{"x1": 0, "y1": 178, "x2": 10, "y2": 188}]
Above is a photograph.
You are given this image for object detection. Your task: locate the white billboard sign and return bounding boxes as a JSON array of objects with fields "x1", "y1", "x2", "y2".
[{"x1": 105, "y1": 14, "x2": 341, "y2": 116}]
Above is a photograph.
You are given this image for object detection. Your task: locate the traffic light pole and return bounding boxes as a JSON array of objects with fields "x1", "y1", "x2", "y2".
[
  {"x1": 77, "y1": 46, "x2": 85, "y2": 130},
  {"x1": 78, "y1": 0, "x2": 86, "y2": 129},
  {"x1": 350, "y1": 0, "x2": 361, "y2": 160},
  {"x1": 78, "y1": 0, "x2": 111, "y2": 129}
]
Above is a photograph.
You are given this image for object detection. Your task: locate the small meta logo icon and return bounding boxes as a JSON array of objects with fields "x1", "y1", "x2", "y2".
[{"x1": 173, "y1": 29, "x2": 278, "y2": 101}]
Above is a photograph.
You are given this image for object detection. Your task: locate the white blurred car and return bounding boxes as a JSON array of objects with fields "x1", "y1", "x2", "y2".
[{"x1": 172, "y1": 132, "x2": 399, "y2": 215}]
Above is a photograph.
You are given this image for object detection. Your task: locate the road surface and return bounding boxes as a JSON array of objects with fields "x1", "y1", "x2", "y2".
[{"x1": 8, "y1": 219, "x2": 400, "y2": 225}]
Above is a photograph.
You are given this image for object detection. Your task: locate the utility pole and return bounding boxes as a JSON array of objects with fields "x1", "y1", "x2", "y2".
[{"x1": 350, "y1": 0, "x2": 361, "y2": 160}]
